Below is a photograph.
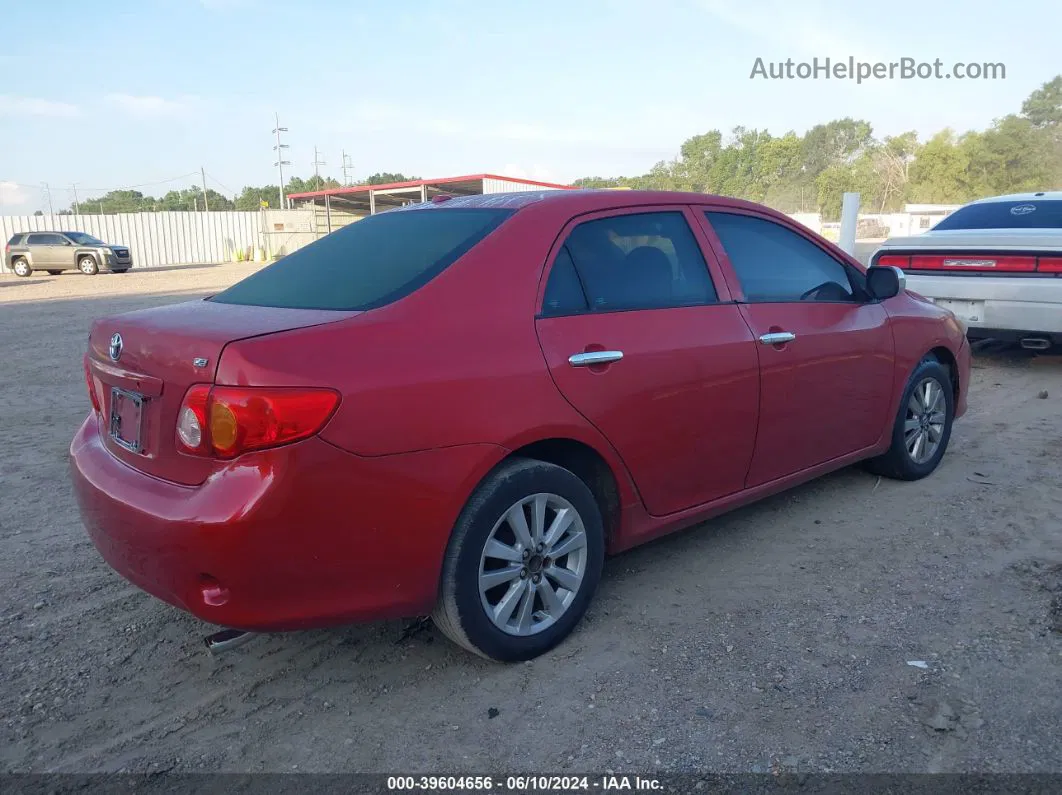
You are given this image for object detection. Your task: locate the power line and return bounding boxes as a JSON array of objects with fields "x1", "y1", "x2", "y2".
[
  {"x1": 204, "y1": 171, "x2": 238, "y2": 198},
  {"x1": 7, "y1": 172, "x2": 201, "y2": 195}
]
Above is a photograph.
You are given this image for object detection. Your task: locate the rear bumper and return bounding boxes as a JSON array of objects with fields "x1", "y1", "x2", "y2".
[
  {"x1": 69, "y1": 414, "x2": 504, "y2": 631},
  {"x1": 907, "y1": 274, "x2": 1062, "y2": 335}
]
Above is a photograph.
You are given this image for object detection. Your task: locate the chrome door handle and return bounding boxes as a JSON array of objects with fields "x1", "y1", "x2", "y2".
[
  {"x1": 569, "y1": 351, "x2": 624, "y2": 367},
  {"x1": 758, "y1": 332, "x2": 796, "y2": 345}
]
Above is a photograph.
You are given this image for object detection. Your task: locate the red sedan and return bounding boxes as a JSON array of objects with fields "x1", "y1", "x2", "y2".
[{"x1": 70, "y1": 190, "x2": 970, "y2": 662}]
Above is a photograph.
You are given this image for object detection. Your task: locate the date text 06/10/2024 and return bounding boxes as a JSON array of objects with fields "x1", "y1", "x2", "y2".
[{"x1": 386, "y1": 776, "x2": 664, "y2": 791}]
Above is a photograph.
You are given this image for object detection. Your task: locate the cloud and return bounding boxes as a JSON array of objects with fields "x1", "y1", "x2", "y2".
[
  {"x1": 0, "y1": 181, "x2": 28, "y2": 207},
  {"x1": 488, "y1": 122, "x2": 603, "y2": 146},
  {"x1": 699, "y1": 0, "x2": 882, "y2": 62},
  {"x1": 198, "y1": 0, "x2": 253, "y2": 9},
  {"x1": 500, "y1": 164, "x2": 566, "y2": 184},
  {"x1": 105, "y1": 94, "x2": 197, "y2": 118},
  {"x1": 0, "y1": 95, "x2": 80, "y2": 118}
]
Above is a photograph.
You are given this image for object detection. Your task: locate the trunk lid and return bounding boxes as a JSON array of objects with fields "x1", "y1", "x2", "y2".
[
  {"x1": 87, "y1": 298, "x2": 357, "y2": 485},
  {"x1": 879, "y1": 228, "x2": 1062, "y2": 252}
]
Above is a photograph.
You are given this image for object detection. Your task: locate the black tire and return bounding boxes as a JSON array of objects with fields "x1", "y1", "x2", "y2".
[
  {"x1": 432, "y1": 457, "x2": 605, "y2": 662},
  {"x1": 865, "y1": 357, "x2": 954, "y2": 480},
  {"x1": 47, "y1": 270, "x2": 62, "y2": 276},
  {"x1": 12, "y1": 257, "x2": 32, "y2": 277},
  {"x1": 78, "y1": 255, "x2": 99, "y2": 275}
]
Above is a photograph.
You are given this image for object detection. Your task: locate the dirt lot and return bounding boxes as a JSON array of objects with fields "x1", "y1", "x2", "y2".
[{"x1": 1, "y1": 264, "x2": 1061, "y2": 774}]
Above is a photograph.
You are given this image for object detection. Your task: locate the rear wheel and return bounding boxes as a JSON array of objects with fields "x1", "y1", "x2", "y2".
[
  {"x1": 865, "y1": 358, "x2": 954, "y2": 480},
  {"x1": 432, "y1": 458, "x2": 605, "y2": 662},
  {"x1": 78, "y1": 256, "x2": 99, "y2": 275},
  {"x1": 12, "y1": 258, "x2": 32, "y2": 277}
]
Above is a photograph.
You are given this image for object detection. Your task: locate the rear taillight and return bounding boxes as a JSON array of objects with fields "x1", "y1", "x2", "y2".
[
  {"x1": 176, "y1": 385, "x2": 339, "y2": 459},
  {"x1": 176, "y1": 384, "x2": 211, "y2": 455},
  {"x1": 910, "y1": 255, "x2": 1036, "y2": 272},
  {"x1": 882, "y1": 253, "x2": 1062, "y2": 273},
  {"x1": 875, "y1": 254, "x2": 910, "y2": 268},
  {"x1": 83, "y1": 355, "x2": 100, "y2": 414}
]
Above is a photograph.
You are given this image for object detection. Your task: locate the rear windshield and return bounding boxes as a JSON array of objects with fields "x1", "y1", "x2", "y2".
[
  {"x1": 7, "y1": 234, "x2": 23, "y2": 245},
  {"x1": 932, "y1": 200, "x2": 1062, "y2": 231},
  {"x1": 210, "y1": 208, "x2": 513, "y2": 311}
]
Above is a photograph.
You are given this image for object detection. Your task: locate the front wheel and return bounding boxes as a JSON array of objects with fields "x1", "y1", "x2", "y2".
[
  {"x1": 432, "y1": 458, "x2": 605, "y2": 662},
  {"x1": 866, "y1": 358, "x2": 954, "y2": 480},
  {"x1": 78, "y1": 256, "x2": 99, "y2": 275}
]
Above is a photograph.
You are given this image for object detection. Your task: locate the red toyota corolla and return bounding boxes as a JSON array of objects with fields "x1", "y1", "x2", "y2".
[{"x1": 70, "y1": 190, "x2": 970, "y2": 661}]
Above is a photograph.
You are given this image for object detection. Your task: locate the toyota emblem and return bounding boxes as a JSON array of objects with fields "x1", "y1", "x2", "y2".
[{"x1": 109, "y1": 333, "x2": 123, "y2": 362}]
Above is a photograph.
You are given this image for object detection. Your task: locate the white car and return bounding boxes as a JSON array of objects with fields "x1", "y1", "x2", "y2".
[{"x1": 871, "y1": 191, "x2": 1062, "y2": 350}]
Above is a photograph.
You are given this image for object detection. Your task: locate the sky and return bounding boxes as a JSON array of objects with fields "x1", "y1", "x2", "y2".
[{"x1": 0, "y1": 0, "x2": 1058, "y2": 211}]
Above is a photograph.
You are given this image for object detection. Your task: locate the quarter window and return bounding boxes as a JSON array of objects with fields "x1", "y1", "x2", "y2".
[
  {"x1": 549, "y1": 211, "x2": 717, "y2": 313},
  {"x1": 541, "y1": 247, "x2": 589, "y2": 315},
  {"x1": 705, "y1": 212, "x2": 857, "y2": 303}
]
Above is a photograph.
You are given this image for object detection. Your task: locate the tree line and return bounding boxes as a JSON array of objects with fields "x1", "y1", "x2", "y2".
[
  {"x1": 574, "y1": 76, "x2": 1062, "y2": 220},
  {"x1": 53, "y1": 173, "x2": 419, "y2": 215}
]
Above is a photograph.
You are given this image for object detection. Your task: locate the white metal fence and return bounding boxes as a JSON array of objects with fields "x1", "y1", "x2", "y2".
[{"x1": 1, "y1": 210, "x2": 318, "y2": 273}]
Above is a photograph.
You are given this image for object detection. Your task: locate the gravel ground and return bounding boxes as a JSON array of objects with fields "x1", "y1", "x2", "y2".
[{"x1": 1, "y1": 264, "x2": 1061, "y2": 774}]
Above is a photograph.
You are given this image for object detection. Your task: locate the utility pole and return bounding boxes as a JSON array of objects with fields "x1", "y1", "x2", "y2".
[
  {"x1": 72, "y1": 184, "x2": 80, "y2": 217},
  {"x1": 42, "y1": 183, "x2": 54, "y2": 216},
  {"x1": 312, "y1": 146, "x2": 326, "y2": 191},
  {"x1": 201, "y1": 166, "x2": 209, "y2": 212},
  {"x1": 272, "y1": 112, "x2": 290, "y2": 210},
  {"x1": 341, "y1": 150, "x2": 354, "y2": 186}
]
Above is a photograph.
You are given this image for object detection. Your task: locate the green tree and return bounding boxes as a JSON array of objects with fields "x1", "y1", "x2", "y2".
[
  {"x1": 961, "y1": 115, "x2": 1057, "y2": 196},
  {"x1": 907, "y1": 130, "x2": 971, "y2": 203},
  {"x1": 236, "y1": 185, "x2": 281, "y2": 211},
  {"x1": 1021, "y1": 76, "x2": 1062, "y2": 129},
  {"x1": 363, "y1": 172, "x2": 418, "y2": 185}
]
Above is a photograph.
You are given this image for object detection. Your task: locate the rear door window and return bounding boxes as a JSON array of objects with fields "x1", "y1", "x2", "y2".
[
  {"x1": 211, "y1": 208, "x2": 513, "y2": 311},
  {"x1": 705, "y1": 212, "x2": 859, "y2": 303},
  {"x1": 27, "y1": 233, "x2": 66, "y2": 246},
  {"x1": 931, "y1": 200, "x2": 1062, "y2": 230},
  {"x1": 554, "y1": 211, "x2": 718, "y2": 313}
]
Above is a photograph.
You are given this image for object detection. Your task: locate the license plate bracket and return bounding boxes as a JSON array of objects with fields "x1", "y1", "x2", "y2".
[
  {"x1": 109, "y1": 387, "x2": 144, "y2": 454},
  {"x1": 934, "y1": 298, "x2": 983, "y2": 325}
]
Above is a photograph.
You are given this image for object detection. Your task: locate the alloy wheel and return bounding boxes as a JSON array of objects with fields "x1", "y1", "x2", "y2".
[
  {"x1": 904, "y1": 376, "x2": 947, "y2": 464},
  {"x1": 478, "y1": 493, "x2": 588, "y2": 637}
]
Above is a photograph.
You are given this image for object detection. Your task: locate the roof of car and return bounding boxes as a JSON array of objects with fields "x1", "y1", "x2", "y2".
[
  {"x1": 391, "y1": 188, "x2": 770, "y2": 214},
  {"x1": 971, "y1": 191, "x2": 1062, "y2": 204}
]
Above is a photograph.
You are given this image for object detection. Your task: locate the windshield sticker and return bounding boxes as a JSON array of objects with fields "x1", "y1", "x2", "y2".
[{"x1": 1010, "y1": 204, "x2": 1037, "y2": 216}]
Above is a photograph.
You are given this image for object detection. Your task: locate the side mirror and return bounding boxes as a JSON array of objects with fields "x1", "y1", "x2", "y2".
[{"x1": 866, "y1": 265, "x2": 905, "y2": 300}]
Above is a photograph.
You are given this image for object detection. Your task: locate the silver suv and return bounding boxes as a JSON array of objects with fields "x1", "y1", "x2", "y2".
[{"x1": 4, "y1": 231, "x2": 133, "y2": 277}]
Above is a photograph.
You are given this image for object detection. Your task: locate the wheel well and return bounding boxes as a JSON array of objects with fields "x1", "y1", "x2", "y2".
[
  {"x1": 927, "y1": 346, "x2": 959, "y2": 400},
  {"x1": 509, "y1": 439, "x2": 621, "y2": 549}
]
